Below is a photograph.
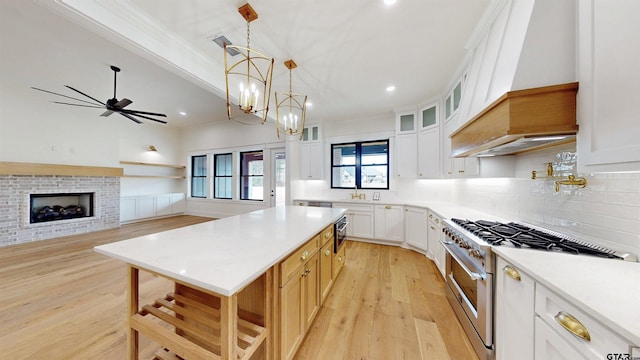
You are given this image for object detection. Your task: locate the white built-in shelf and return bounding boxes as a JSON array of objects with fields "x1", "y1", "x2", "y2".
[
  {"x1": 119, "y1": 161, "x2": 186, "y2": 169},
  {"x1": 119, "y1": 161, "x2": 186, "y2": 179}
]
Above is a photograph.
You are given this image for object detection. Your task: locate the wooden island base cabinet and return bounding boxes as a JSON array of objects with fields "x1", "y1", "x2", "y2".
[
  {"x1": 277, "y1": 224, "x2": 345, "y2": 360},
  {"x1": 94, "y1": 206, "x2": 347, "y2": 360}
]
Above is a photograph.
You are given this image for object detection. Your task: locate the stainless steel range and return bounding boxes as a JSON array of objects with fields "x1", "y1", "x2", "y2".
[{"x1": 440, "y1": 218, "x2": 637, "y2": 360}]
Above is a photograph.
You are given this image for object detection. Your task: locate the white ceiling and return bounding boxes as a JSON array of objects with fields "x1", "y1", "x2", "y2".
[{"x1": 1, "y1": 0, "x2": 490, "y2": 128}]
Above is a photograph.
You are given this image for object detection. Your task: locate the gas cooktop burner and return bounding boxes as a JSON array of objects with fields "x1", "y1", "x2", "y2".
[{"x1": 450, "y1": 218, "x2": 625, "y2": 259}]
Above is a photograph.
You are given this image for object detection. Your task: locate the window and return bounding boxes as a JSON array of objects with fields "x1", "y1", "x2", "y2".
[
  {"x1": 214, "y1": 153, "x2": 232, "y2": 199},
  {"x1": 331, "y1": 140, "x2": 389, "y2": 189},
  {"x1": 191, "y1": 155, "x2": 207, "y2": 198},
  {"x1": 240, "y1": 150, "x2": 263, "y2": 201}
]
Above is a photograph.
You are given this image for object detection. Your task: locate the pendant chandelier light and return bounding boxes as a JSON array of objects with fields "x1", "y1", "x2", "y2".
[
  {"x1": 275, "y1": 60, "x2": 307, "y2": 139},
  {"x1": 224, "y1": 3, "x2": 274, "y2": 125}
]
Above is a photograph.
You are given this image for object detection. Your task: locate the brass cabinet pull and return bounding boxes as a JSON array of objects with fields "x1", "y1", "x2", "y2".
[
  {"x1": 430, "y1": 226, "x2": 436, "y2": 230},
  {"x1": 324, "y1": 231, "x2": 331, "y2": 239},
  {"x1": 429, "y1": 214, "x2": 433, "y2": 219},
  {"x1": 435, "y1": 219, "x2": 440, "y2": 224},
  {"x1": 324, "y1": 249, "x2": 331, "y2": 256},
  {"x1": 554, "y1": 311, "x2": 591, "y2": 342},
  {"x1": 300, "y1": 250, "x2": 310, "y2": 261},
  {"x1": 385, "y1": 205, "x2": 392, "y2": 209},
  {"x1": 338, "y1": 256, "x2": 343, "y2": 262},
  {"x1": 503, "y1": 265, "x2": 521, "y2": 281}
]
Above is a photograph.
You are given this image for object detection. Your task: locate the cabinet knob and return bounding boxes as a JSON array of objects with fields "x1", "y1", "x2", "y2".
[
  {"x1": 338, "y1": 256, "x2": 343, "y2": 262},
  {"x1": 385, "y1": 205, "x2": 392, "y2": 209},
  {"x1": 324, "y1": 249, "x2": 331, "y2": 256},
  {"x1": 435, "y1": 219, "x2": 440, "y2": 224},
  {"x1": 458, "y1": 170, "x2": 464, "y2": 173},
  {"x1": 429, "y1": 214, "x2": 433, "y2": 219},
  {"x1": 324, "y1": 232, "x2": 331, "y2": 239},
  {"x1": 503, "y1": 265, "x2": 521, "y2": 281},
  {"x1": 300, "y1": 250, "x2": 310, "y2": 261},
  {"x1": 430, "y1": 226, "x2": 436, "y2": 230},
  {"x1": 554, "y1": 311, "x2": 591, "y2": 342}
]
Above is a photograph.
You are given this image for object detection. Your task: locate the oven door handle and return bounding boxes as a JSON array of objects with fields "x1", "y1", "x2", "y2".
[
  {"x1": 440, "y1": 241, "x2": 486, "y2": 281},
  {"x1": 336, "y1": 221, "x2": 349, "y2": 233}
]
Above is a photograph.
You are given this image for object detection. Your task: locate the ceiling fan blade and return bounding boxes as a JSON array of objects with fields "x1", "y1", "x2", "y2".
[
  {"x1": 114, "y1": 98, "x2": 132, "y2": 109},
  {"x1": 64, "y1": 85, "x2": 106, "y2": 105},
  {"x1": 122, "y1": 112, "x2": 168, "y2": 124},
  {"x1": 31, "y1": 87, "x2": 101, "y2": 106},
  {"x1": 119, "y1": 108, "x2": 167, "y2": 117},
  {"x1": 101, "y1": 110, "x2": 114, "y2": 117},
  {"x1": 118, "y1": 112, "x2": 143, "y2": 124},
  {"x1": 52, "y1": 101, "x2": 104, "y2": 109}
]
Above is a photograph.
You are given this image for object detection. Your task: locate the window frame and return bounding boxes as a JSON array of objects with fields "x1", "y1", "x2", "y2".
[
  {"x1": 190, "y1": 155, "x2": 207, "y2": 198},
  {"x1": 239, "y1": 150, "x2": 264, "y2": 201},
  {"x1": 331, "y1": 139, "x2": 390, "y2": 190},
  {"x1": 213, "y1": 153, "x2": 233, "y2": 200}
]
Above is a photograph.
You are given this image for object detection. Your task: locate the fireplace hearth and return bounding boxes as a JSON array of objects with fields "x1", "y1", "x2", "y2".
[{"x1": 30, "y1": 193, "x2": 94, "y2": 223}]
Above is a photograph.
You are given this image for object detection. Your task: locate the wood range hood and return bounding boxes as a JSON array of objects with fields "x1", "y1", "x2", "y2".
[{"x1": 450, "y1": 82, "x2": 579, "y2": 157}]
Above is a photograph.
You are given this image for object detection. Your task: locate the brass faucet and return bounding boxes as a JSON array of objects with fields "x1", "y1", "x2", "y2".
[
  {"x1": 555, "y1": 175, "x2": 588, "y2": 192},
  {"x1": 350, "y1": 185, "x2": 365, "y2": 200},
  {"x1": 532, "y1": 162, "x2": 554, "y2": 179}
]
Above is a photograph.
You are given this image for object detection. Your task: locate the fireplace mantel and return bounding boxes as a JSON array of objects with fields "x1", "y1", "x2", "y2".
[{"x1": 0, "y1": 162, "x2": 123, "y2": 177}]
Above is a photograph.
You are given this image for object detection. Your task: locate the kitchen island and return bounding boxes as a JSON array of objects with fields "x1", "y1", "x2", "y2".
[{"x1": 95, "y1": 206, "x2": 346, "y2": 360}]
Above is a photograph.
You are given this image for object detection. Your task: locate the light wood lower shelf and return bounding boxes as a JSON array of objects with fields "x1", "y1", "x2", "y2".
[{"x1": 134, "y1": 292, "x2": 266, "y2": 360}]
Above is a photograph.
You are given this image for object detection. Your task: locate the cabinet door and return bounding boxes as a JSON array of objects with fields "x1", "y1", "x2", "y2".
[
  {"x1": 156, "y1": 194, "x2": 172, "y2": 216},
  {"x1": 495, "y1": 257, "x2": 535, "y2": 360},
  {"x1": 280, "y1": 275, "x2": 303, "y2": 360},
  {"x1": 351, "y1": 211, "x2": 374, "y2": 239},
  {"x1": 404, "y1": 207, "x2": 428, "y2": 251},
  {"x1": 120, "y1": 197, "x2": 137, "y2": 222},
  {"x1": 577, "y1": 1, "x2": 640, "y2": 172},
  {"x1": 534, "y1": 317, "x2": 583, "y2": 360},
  {"x1": 137, "y1": 196, "x2": 156, "y2": 219},
  {"x1": 374, "y1": 205, "x2": 404, "y2": 242},
  {"x1": 319, "y1": 241, "x2": 333, "y2": 305},
  {"x1": 301, "y1": 142, "x2": 322, "y2": 180},
  {"x1": 170, "y1": 193, "x2": 186, "y2": 213},
  {"x1": 395, "y1": 134, "x2": 417, "y2": 178},
  {"x1": 302, "y1": 253, "x2": 319, "y2": 332},
  {"x1": 418, "y1": 127, "x2": 440, "y2": 178}
]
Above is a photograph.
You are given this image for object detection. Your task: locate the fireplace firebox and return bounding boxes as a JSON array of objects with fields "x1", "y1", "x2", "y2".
[{"x1": 30, "y1": 193, "x2": 94, "y2": 223}]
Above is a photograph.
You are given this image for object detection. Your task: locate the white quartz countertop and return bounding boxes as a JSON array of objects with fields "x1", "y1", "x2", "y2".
[
  {"x1": 95, "y1": 206, "x2": 346, "y2": 296},
  {"x1": 493, "y1": 247, "x2": 640, "y2": 345}
]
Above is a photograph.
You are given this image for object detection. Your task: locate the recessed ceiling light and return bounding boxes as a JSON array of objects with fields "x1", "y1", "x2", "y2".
[
  {"x1": 384, "y1": 0, "x2": 397, "y2": 5},
  {"x1": 386, "y1": 85, "x2": 396, "y2": 92},
  {"x1": 179, "y1": 111, "x2": 187, "y2": 116}
]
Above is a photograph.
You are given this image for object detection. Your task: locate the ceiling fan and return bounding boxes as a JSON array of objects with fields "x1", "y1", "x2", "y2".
[{"x1": 32, "y1": 65, "x2": 167, "y2": 124}]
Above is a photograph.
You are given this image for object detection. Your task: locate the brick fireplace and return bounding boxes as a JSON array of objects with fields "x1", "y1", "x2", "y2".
[{"x1": 0, "y1": 163, "x2": 122, "y2": 246}]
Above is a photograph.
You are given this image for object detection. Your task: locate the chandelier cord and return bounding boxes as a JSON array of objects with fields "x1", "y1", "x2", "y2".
[{"x1": 246, "y1": 20, "x2": 251, "y2": 89}]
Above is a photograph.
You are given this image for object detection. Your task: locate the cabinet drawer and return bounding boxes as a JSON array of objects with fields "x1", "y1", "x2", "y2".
[
  {"x1": 427, "y1": 209, "x2": 441, "y2": 226},
  {"x1": 320, "y1": 224, "x2": 334, "y2": 246},
  {"x1": 280, "y1": 235, "x2": 319, "y2": 287},
  {"x1": 535, "y1": 284, "x2": 631, "y2": 359}
]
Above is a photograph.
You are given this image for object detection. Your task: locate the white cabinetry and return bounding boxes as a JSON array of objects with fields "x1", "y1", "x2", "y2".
[
  {"x1": 534, "y1": 284, "x2": 632, "y2": 360},
  {"x1": 395, "y1": 134, "x2": 417, "y2": 178},
  {"x1": 417, "y1": 104, "x2": 440, "y2": 178},
  {"x1": 120, "y1": 193, "x2": 185, "y2": 223},
  {"x1": 395, "y1": 110, "x2": 418, "y2": 178},
  {"x1": 333, "y1": 202, "x2": 374, "y2": 239},
  {"x1": 495, "y1": 257, "x2": 535, "y2": 360},
  {"x1": 443, "y1": 119, "x2": 479, "y2": 177},
  {"x1": 576, "y1": 1, "x2": 640, "y2": 172},
  {"x1": 427, "y1": 210, "x2": 445, "y2": 277},
  {"x1": 300, "y1": 124, "x2": 323, "y2": 179},
  {"x1": 494, "y1": 253, "x2": 638, "y2": 360},
  {"x1": 404, "y1": 206, "x2": 428, "y2": 251},
  {"x1": 374, "y1": 204, "x2": 404, "y2": 243}
]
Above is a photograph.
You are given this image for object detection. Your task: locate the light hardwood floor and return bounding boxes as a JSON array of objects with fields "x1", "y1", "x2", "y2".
[{"x1": 0, "y1": 216, "x2": 478, "y2": 360}]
